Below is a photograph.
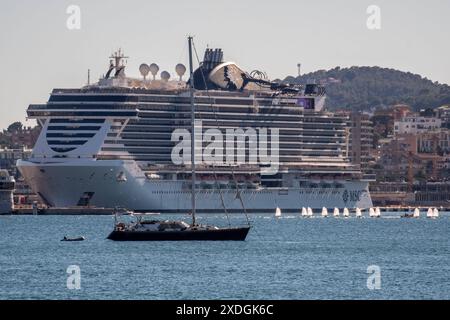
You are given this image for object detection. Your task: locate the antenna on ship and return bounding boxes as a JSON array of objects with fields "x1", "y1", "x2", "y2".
[
  {"x1": 161, "y1": 71, "x2": 171, "y2": 82},
  {"x1": 139, "y1": 63, "x2": 150, "y2": 80},
  {"x1": 297, "y1": 63, "x2": 301, "y2": 77},
  {"x1": 109, "y1": 48, "x2": 129, "y2": 78},
  {"x1": 149, "y1": 63, "x2": 159, "y2": 80},
  {"x1": 110, "y1": 48, "x2": 128, "y2": 68},
  {"x1": 175, "y1": 63, "x2": 187, "y2": 81},
  {"x1": 188, "y1": 35, "x2": 196, "y2": 226},
  {"x1": 87, "y1": 69, "x2": 90, "y2": 85}
]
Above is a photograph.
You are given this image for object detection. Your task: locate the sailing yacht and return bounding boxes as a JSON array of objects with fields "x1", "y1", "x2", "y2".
[
  {"x1": 275, "y1": 207, "x2": 282, "y2": 217},
  {"x1": 433, "y1": 208, "x2": 439, "y2": 218},
  {"x1": 333, "y1": 207, "x2": 340, "y2": 217},
  {"x1": 375, "y1": 207, "x2": 381, "y2": 217},
  {"x1": 403, "y1": 207, "x2": 420, "y2": 218},
  {"x1": 301, "y1": 207, "x2": 308, "y2": 217},
  {"x1": 107, "y1": 37, "x2": 251, "y2": 241},
  {"x1": 426, "y1": 207, "x2": 439, "y2": 219},
  {"x1": 343, "y1": 207, "x2": 350, "y2": 217}
]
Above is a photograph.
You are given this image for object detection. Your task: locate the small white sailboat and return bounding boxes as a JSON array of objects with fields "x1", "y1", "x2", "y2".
[
  {"x1": 369, "y1": 207, "x2": 375, "y2": 217},
  {"x1": 343, "y1": 207, "x2": 350, "y2": 217},
  {"x1": 355, "y1": 207, "x2": 362, "y2": 218},
  {"x1": 307, "y1": 207, "x2": 313, "y2": 217},
  {"x1": 433, "y1": 208, "x2": 439, "y2": 218},
  {"x1": 402, "y1": 207, "x2": 416, "y2": 218},
  {"x1": 333, "y1": 207, "x2": 340, "y2": 217},
  {"x1": 375, "y1": 207, "x2": 381, "y2": 217},
  {"x1": 321, "y1": 207, "x2": 328, "y2": 217},
  {"x1": 275, "y1": 206, "x2": 282, "y2": 218},
  {"x1": 301, "y1": 207, "x2": 308, "y2": 217},
  {"x1": 426, "y1": 207, "x2": 434, "y2": 218}
]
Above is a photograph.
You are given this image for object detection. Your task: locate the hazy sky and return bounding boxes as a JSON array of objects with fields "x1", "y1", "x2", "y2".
[{"x1": 0, "y1": 0, "x2": 449, "y2": 129}]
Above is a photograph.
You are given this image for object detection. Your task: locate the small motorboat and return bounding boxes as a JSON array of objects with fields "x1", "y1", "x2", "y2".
[{"x1": 61, "y1": 236, "x2": 85, "y2": 242}]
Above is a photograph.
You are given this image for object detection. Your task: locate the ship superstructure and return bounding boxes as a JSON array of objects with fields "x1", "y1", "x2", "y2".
[{"x1": 17, "y1": 48, "x2": 372, "y2": 212}]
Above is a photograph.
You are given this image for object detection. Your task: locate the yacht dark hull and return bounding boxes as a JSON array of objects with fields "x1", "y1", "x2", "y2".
[{"x1": 107, "y1": 227, "x2": 251, "y2": 241}]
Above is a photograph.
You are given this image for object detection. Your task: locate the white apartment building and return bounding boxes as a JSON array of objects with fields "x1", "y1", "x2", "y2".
[{"x1": 394, "y1": 116, "x2": 441, "y2": 135}]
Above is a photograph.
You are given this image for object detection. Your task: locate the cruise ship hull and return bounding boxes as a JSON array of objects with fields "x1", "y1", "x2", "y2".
[{"x1": 18, "y1": 159, "x2": 373, "y2": 212}]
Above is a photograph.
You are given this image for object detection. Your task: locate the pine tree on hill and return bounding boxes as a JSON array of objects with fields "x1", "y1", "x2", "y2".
[{"x1": 283, "y1": 67, "x2": 450, "y2": 111}]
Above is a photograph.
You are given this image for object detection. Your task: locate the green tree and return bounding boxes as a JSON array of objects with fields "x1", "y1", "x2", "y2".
[{"x1": 7, "y1": 121, "x2": 23, "y2": 133}]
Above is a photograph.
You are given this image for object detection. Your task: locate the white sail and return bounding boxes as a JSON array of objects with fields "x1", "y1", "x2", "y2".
[
  {"x1": 321, "y1": 207, "x2": 328, "y2": 217},
  {"x1": 275, "y1": 206, "x2": 282, "y2": 217},
  {"x1": 433, "y1": 208, "x2": 439, "y2": 218},
  {"x1": 301, "y1": 207, "x2": 308, "y2": 216},
  {"x1": 375, "y1": 207, "x2": 381, "y2": 217},
  {"x1": 413, "y1": 208, "x2": 420, "y2": 218},
  {"x1": 307, "y1": 207, "x2": 313, "y2": 216},
  {"x1": 426, "y1": 207, "x2": 433, "y2": 218},
  {"x1": 355, "y1": 207, "x2": 362, "y2": 218},
  {"x1": 343, "y1": 207, "x2": 350, "y2": 217},
  {"x1": 333, "y1": 207, "x2": 340, "y2": 217},
  {"x1": 369, "y1": 207, "x2": 375, "y2": 217}
]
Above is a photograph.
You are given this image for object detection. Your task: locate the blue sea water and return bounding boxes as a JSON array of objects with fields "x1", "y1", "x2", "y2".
[{"x1": 0, "y1": 213, "x2": 449, "y2": 300}]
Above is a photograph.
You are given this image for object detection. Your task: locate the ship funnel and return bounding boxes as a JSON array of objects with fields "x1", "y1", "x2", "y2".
[{"x1": 203, "y1": 48, "x2": 223, "y2": 71}]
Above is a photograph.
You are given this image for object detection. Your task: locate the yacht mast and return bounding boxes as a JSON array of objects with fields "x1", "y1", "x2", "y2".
[{"x1": 188, "y1": 36, "x2": 196, "y2": 226}]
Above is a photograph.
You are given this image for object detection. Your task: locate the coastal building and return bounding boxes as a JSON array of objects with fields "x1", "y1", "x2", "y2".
[
  {"x1": 1, "y1": 126, "x2": 40, "y2": 149},
  {"x1": 0, "y1": 147, "x2": 32, "y2": 176},
  {"x1": 376, "y1": 131, "x2": 449, "y2": 182},
  {"x1": 394, "y1": 115, "x2": 441, "y2": 136},
  {"x1": 436, "y1": 105, "x2": 450, "y2": 129},
  {"x1": 370, "y1": 181, "x2": 450, "y2": 206},
  {"x1": 391, "y1": 104, "x2": 413, "y2": 120},
  {"x1": 0, "y1": 147, "x2": 36, "y2": 205},
  {"x1": 336, "y1": 111, "x2": 374, "y2": 171},
  {"x1": 377, "y1": 135, "x2": 415, "y2": 176},
  {"x1": 417, "y1": 130, "x2": 450, "y2": 154}
]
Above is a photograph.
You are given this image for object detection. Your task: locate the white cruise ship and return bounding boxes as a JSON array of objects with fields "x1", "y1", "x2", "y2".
[{"x1": 17, "y1": 48, "x2": 372, "y2": 213}]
